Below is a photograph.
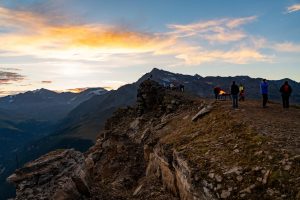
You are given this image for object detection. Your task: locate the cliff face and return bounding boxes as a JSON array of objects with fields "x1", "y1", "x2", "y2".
[{"x1": 8, "y1": 80, "x2": 300, "y2": 200}]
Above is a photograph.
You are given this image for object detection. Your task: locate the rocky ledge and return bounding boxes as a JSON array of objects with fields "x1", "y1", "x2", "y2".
[
  {"x1": 7, "y1": 149, "x2": 91, "y2": 200},
  {"x1": 8, "y1": 80, "x2": 300, "y2": 199}
]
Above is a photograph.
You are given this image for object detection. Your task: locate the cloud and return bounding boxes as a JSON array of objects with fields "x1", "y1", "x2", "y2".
[
  {"x1": 201, "y1": 30, "x2": 246, "y2": 43},
  {"x1": 64, "y1": 81, "x2": 124, "y2": 93},
  {"x1": 0, "y1": 15, "x2": 175, "y2": 61},
  {"x1": 100, "y1": 80, "x2": 127, "y2": 89},
  {"x1": 226, "y1": 16, "x2": 257, "y2": 28},
  {"x1": 274, "y1": 42, "x2": 300, "y2": 52},
  {"x1": 41, "y1": 80, "x2": 52, "y2": 84},
  {"x1": 0, "y1": 6, "x2": 45, "y2": 30},
  {"x1": 0, "y1": 70, "x2": 25, "y2": 84},
  {"x1": 175, "y1": 47, "x2": 269, "y2": 65},
  {"x1": 286, "y1": 4, "x2": 300, "y2": 13},
  {"x1": 0, "y1": 67, "x2": 21, "y2": 71},
  {"x1": 0, "y1": 6, "x2": 269, "y2": 66},
  {"x1": 167, "y1": 16, "x2": 256, "y2": 43},
  {"x1": 66, "y1": 88, "x2": 88, "y2": 93},
  {"x1": 0, "y1": 90, "x2": 25, "y2": 97}
]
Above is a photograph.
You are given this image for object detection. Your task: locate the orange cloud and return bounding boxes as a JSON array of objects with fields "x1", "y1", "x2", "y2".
[
  {"x1": 175, "y1": 48, "x2": 269, "y2": 65},
  {"x1": 41, "y1": 25, "x2": 173, "y2": 51},
  {"x1": 0, "y1": 6, "x2": 45, "y2": 29},
  {"x1": 226, "y1": 16, "x2": 257, "y2": 28},
  {"x1": 66, "y1": 88, "x2": 88, "y2": 93},
  {"x1": 202, "y1": 30, "x2": 246, "y2": 43},
  {"x1": 167, "y1": 16, "x2": 256, "y2": 43},
  {"x1": 286, "y1": 4, "x2": 300, "y2": 13},
  {"x1": 41, "y1": 80, "x2": 52, "y2": 84},
  {"x1": 274, "y1": 42, "x2": 300, "y2": 53},
  {"x1": 0, "y1": 6, "x2": 269, "y2": 65},
  {"x1": 0, "y1": 19, "x2": 175, "y2": 61},
  {"x1": 0, "y1": 90, "x2": 25, "y2": 97}
]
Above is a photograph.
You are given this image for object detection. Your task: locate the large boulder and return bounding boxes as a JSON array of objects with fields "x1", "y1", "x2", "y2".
[
  {"x1": 7, "y1": 149, "x2": 91, "y2": 200},
  {"x1": 136, "y1": 79, "x2": 165, "y2": 115}
]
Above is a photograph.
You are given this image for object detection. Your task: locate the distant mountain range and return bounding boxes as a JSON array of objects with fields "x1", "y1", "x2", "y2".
[
  {"x1": 0, "y1": 87, "x2": 107, "y2": 199},
  {"x1": 0, "y1": 88, "x2": 107, "y2": 121},
  {"x1": 0, "y1": 68, "x2": 299, "y2": 199},
  {"x1": 147, "y1": 68, "x2": 300, "y2": 104},
  {"x1": 10, "y1": 67, "x2": 300, "y2": 172}
]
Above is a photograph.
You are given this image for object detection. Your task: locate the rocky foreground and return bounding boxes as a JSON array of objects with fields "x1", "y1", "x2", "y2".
[{"x1": 8, "y1": 80, "x2": 300, "y2": 199}]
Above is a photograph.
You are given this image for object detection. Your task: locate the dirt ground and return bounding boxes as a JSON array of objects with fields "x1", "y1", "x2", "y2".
[{"x1": 220, "y1": 99, "x2": 300, "y2": 154}]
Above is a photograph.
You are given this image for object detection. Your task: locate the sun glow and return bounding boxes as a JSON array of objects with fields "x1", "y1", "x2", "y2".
[{"x1": 59, "y1": 65, "x2": 88, "y2": 77}]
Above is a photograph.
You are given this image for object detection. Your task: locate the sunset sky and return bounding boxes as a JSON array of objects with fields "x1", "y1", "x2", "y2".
[{"x1": 0, "y1": 0, "x2": 299, "y2": 96}]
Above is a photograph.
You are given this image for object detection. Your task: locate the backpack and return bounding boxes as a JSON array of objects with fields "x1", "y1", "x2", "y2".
[{"x1": 283, "y1": 85, "x2": 289, "y2": 93}]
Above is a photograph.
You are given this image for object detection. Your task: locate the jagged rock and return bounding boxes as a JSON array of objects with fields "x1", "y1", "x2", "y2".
[
  {"x1": 239, "y1": 184, "x2": 256, "y2": 194},
  {"x1": 220, "y1": 190, "x2": 231, "y2": 199},
  {"x1": 224, "y1": 166, "x2": 242, "y2": 175},
  {"x1": 267, "y1": 188, "x2": 275, "y2": 196},
  {"x1": 236, "y1": 176, "x2": 243, "y2": 182},
  {"x1": 7, "y1": 149, "x2": 90, "y2": 200},
  {"x1": 233, "y1": 149, "x2": 239, "y2": 153},
  {"x1": 215, "y1": 174, "x2": 223, "y2": 183},
  {"x1": 136, "y1": 80, "x2": 165, "y2": 115},
  {"x1": 208, "y1": 172, "x2": 215, "y2": 179},
  {"x1": 257, "y1": 177, "x2": 263, "y2": 182},
  {"x1": 130, "y1": 118, "x2": 140, "y2": 130},
  {"x1": 252, "y1": 166, "x2": 262, "y2": 171},
  {"x1": 191, "y1": 105, "x2": 213, "y2": 121},
  {"x1": 262, "y1": 170, "x2": 270, "y2": 184},
  {"x1": 133, "y1": 184, "x2": 143, "y2": 196},
  {"x1": 283, "y1": 165, "x2": 291, "y2": 170},
  {"x1": 240, "y1": 193, "x2": 246, "y2": 198},
  {"x1": 296, "y1": 191, "x2": 300, "y2": 199}
]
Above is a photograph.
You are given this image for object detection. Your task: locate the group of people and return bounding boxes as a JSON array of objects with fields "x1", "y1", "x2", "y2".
[
  {"x1": 260, "y1": 79, "x2": 292, "y2": 108},
  {"x1": 228, "y1": 79, "x2": 293, "y2": 109},
  {"x1": 214, "y1": 84, "x2": 245, "y2": 102},
  {"x1": 165, "y1": 82, "x2": 185, "y2": 92}
]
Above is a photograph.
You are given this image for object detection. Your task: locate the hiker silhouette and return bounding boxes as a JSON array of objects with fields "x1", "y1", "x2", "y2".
[
  {"x1": 280, "y1": 81, "x2": 292, "y2": 108},
  {"x1": 260, "y1": 79, "x2": 269, "y2": 108},
  {"x1": 231, "y1": 81, "x2": 239, "y2": 108}
]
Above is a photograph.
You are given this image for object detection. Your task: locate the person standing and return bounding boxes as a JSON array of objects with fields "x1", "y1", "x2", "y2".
[
  {"x1": 260, "y1": 79, "x2": 269, "y2": 108},
  {"x1": 239, "y1": 84, "x2": 245, "y2": 101},
  {"x1": 280, "y1": 81, "x2": 292, "y2": 108},
  {"x1": 214, "y1": 86, "x2": 221, "y2": 100},
  {"x1": 231, "y1": 81, "x2": 239, "y2": 108},
  {"x1": 179, "y1": 84, "x2": 185, "y2": 92}
]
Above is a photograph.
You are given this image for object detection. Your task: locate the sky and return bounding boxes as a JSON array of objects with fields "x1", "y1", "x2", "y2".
[{"x1": 0, "y1": 0, "x2": 299, "y2": 96}]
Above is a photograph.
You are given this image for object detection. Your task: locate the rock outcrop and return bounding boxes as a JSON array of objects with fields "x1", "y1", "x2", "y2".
[
  {"x1": 8, "y1": 80, "x2": 300, "y2": 200},
  {"x1": 7, "y1": 149, "x2": 91, "y2": 200}
]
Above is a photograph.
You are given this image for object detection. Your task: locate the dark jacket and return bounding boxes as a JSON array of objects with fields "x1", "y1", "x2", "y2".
[
  {"x1": 231, "y1": 84, "x2": 239, "y2": 95},
  {"x1": 280, "y1": 84, "x2": 292, "y2": 95}
]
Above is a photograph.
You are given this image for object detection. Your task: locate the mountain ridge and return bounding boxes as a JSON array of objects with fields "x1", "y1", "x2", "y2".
[
  {"x1": 7, "y1": 79, "x2": 300, "y2": 199},
  {"x1": 1, "y1": 68, "x2": 300, "y2": 199}
]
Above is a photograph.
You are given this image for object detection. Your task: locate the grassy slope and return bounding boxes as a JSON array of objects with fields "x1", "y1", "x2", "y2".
[{"x1": 157, "y1": 99, "x2": 300, "y2": 199}]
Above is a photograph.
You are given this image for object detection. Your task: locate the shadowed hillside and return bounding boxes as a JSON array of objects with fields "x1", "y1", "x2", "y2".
[{"x1": 8, "y1": 80, "x2": 300, "y2": 200}]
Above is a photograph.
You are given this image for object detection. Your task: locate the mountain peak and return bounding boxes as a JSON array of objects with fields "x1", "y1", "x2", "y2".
[
  {"x1": 149, "y1": 67, "x2": 172, "y2": 75},
  {"x1": 31, "y1": 88, "x2": 57, "y2": 95}
]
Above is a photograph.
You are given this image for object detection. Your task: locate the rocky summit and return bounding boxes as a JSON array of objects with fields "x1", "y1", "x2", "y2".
[{"x1": 8, "y1": 79, "x2": 300, "y2": 199}]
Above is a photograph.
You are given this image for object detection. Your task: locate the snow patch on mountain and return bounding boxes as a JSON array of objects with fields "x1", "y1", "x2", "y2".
[{"x1": 88, "y1": 89, "x2": 107, "y2": 95}]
